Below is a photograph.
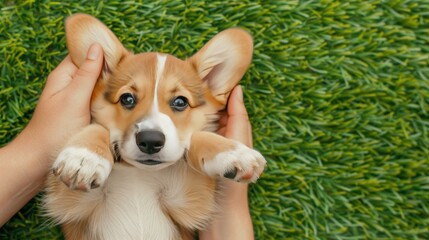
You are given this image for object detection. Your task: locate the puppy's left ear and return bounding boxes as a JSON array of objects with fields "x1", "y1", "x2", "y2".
[
  {"x1": 189, "y1": 28, "x2": 253, "y2": 105},
  {"x1": 65, "y1": 14, "x2": 129, "y2": 77}
]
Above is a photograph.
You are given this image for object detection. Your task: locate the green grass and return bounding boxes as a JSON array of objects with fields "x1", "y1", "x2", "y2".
[{"x1": 1, "y1": 0, "x2": 429, "y2": 239}]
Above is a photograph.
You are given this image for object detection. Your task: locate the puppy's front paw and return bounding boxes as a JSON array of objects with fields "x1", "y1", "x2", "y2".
[
  {"x1": 52, "y1": 147, "x2": 112, "y2": 191},
  {"x1": 204, "y1": 143, "x2": 266, "y2": 183}
]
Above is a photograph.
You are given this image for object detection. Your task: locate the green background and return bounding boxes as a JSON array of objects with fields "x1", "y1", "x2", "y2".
[{"x1": 1, "y1": 0, "x2": 429, "y2": 239}]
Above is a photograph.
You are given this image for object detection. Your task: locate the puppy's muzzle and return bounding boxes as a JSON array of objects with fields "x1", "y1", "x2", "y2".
[{"x1": 136, "y1": 130, "x2": 165, "y2": 154}]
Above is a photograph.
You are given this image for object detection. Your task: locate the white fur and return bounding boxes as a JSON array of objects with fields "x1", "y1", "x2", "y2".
[
  {"x1": 121, "y1": 54, "x2": 184, "y2": 170},
  {"x1": 123, "y1": 112, "x2": 184, "y2": 170},
  {"x1": 109, "y1": 128, "x2": 123, "y2": 144},
  {"x1": 46, "y1": 161, "x2": 212, "y2": 240},
  {"x1": 203, "y1": 142, "x2": 266, "y2": 183},
  {"x1": 53, "y1": 147, "x2": 112, "y2": 189},
  {"x1": 153, "y1": 54, "x2": 167, "y2": 111},
  {"x1": 88, "y1": 165, "x2": 182, "y2": 240}
]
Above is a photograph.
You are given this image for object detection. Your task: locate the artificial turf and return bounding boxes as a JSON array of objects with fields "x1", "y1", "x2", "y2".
[{"x1": 1, "y1": 0, "x2": 429, "y2": 239}]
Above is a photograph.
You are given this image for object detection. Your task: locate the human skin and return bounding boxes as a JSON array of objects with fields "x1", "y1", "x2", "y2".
[
  {"x1": 0, "y1": 44, "x2": 255, "y2": 240},
  {"x1": 0, "y1": 43, "x2": 103, "y2": 226},
  {"x1": 199, "y1": 85, "x2": 255, "y2": 240}
]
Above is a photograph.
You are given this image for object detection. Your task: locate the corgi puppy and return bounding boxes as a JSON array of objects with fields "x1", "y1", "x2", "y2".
[{"x1": 44, "y1": 14, "x2": 266, "y2": 240}]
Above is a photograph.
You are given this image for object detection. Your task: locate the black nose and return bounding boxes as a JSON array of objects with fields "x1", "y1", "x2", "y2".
[{"x1": 136, "y1": 130, "x2": 165, "y2": 154}]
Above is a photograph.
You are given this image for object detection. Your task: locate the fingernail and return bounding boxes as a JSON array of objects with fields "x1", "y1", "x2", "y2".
[{"x1": 87, "y1": 43, "x2": 101, "y2": 60}]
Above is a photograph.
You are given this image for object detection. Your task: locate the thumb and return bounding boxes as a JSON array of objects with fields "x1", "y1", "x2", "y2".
[
  {"x1": 67, "y1": 43, "x2": 104, "y2": 99},
  {"x1": 225, "y1": 85, "x2": 253, "y2": 147}
]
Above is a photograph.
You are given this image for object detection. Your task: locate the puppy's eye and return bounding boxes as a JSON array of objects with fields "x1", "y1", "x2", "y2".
[
  {"x1": 170, "y1": 96, "x2": 188, "y2": 112},
  {"x1": 120, "y1": 93, "x2": 136, "y2": 109}
]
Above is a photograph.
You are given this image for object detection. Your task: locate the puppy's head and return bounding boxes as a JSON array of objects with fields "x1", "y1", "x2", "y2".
[{"x1": 66, "y1": 14, "x2": 253, "y2": 170}]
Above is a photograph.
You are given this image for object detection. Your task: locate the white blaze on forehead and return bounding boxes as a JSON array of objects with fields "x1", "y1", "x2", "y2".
[
  {"x1": 153, "y1": 54, "x2": 167, "y2": 112},
  {"x1": 136, "y1": 53, "x2": 168, "y2": 131},
  {"x1": 126, "y1": 53, "x2": 184, "y2": 167}
]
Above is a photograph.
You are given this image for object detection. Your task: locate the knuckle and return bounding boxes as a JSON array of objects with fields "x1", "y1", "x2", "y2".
[{"x1": 75, "y1": 66, "x2": 94, "y2": 78}]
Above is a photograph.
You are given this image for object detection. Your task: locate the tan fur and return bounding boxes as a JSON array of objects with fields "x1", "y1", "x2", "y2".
[
  {"x1": 65, "y1": 124, "x2": 113, "y2": 164},
  {"x1": 186, "y1": 132, "x2": 238, "y2": 173},
  {"x1": 62, "y1": 220, "x2": 91, "y2": 240},
  {"x1": 66, "y1": 14, "x2": 129, "y2": 71},
  {"x1": 44, "y1": 14, "x2": 264, "y2": 240},
  {"x1": 92, "y1": 53, "x2": 158, "y2": 133}
]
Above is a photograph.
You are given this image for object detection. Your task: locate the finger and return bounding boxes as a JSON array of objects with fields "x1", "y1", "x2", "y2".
[
  {"x1": 54, "y1": 55, "x2": 78, "y2": 76},
  {"x1": 218, "y1": 112, "x2": 228, "y2": 129},
  {"x1": 227, "y1": 85, "x2": 249, "y2": 118},
  {"x1": 247, "y1": 120, "x2": 253, "y2": 148},
  {"x1": 44, "y1": 55, "x2": 78, "y2": 92},
  {"x1": 67, "y1": 43, "x2": 104, "y2": 100},
  {"x1": 217, "y1": 114, "x2": 227, "y2": 135},
  {"x1": 218, "y1": 113, "x2": 228, "y2": 128},
  {"x1": 225, "y1": 85, "x2": 252, "y2": 146}
]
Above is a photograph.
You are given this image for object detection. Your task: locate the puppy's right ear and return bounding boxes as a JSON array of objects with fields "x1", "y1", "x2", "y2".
[{"x1": 65, "y1": 14, "x2": 128, "y2": 76}]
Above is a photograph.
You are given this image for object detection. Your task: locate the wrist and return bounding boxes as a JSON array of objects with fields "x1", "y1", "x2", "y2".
[
  {"x1": 216, "y1": 180, "x2": 251, "y2": 219},
  {"x1": 0, "y1": 127, "x2": 52, "y2": 225},
  {"x1": 200, "y1": 181, "x2": 254, "y2": 240},
  {"x1": 12, "y1": 126, "x2": 53, "y2": 171}
]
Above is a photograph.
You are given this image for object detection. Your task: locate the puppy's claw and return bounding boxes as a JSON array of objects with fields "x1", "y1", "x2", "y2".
[
  {"x1": 91, "y1": 180, "x2": 100, "y2": 189},
  {"x1": 205, "y1": 143, "x2": 266, "y2": 183},
  {"x1": 52, "y1": 163, "x2": 64, "y2": 176},
  {"x1": 223, "y1": 168, "x2": 238, "y2": 179}
]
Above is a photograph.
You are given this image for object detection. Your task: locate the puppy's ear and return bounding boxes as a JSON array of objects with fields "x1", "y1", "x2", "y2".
[
  {"x1": 65, "y1": 14, "x2": 128, "y2": 76},
  {"x1": 189, "y1": 28, "x2": 253, "y2": 105}
]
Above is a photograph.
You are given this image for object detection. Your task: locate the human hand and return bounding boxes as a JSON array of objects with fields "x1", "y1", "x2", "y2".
[
  {"x1": 218, "y1": 85, "x2": 253, "y2": 148},
  {"x1": 199, "y1": 85, "x2": 255, "y2": 240},
  {"x1": 0, "y1": 43, "x2": 104, "y2": 225},
  {"x1": 217, "y1": 84, "x2": 255, "y2": 193},
  {"x1": 18, "y1": 43, "x2": 103, "y2": 164}
]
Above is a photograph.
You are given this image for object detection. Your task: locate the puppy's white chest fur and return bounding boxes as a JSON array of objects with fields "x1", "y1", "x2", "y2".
[{"x1": 85, "y1": 161, "x2": 215, "y2": 240}]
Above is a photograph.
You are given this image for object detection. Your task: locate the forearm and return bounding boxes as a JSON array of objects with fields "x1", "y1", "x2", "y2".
[
  {"x1": 0, "y1": 130, "x2": 51, "y2": 226},
  {"x1": 199, "y1": 182, "x2": 254, "y2": 240}
]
